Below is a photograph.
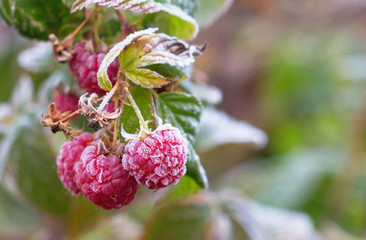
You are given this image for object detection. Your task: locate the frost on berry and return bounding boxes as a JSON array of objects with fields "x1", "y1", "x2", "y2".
[
  {"x1": 56, "y1": 133, "x2": 94, "y2": 195},
  {"x1": 54, "y1": 92, "x2": 79, "y2": 114},
  {"x1": 69, "y1": 42, "x2": 119, "y2": 95},
  {"x1": 122, "y1": 125, "x2": 187, "y2": 189},
  {"x1": 74, "y1": 145, "x2": 138, "y2": 209}
]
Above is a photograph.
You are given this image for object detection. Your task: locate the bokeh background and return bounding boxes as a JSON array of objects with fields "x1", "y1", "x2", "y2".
[{"x1": 1, "y1": 0, "x2": 366, "y2": 239}]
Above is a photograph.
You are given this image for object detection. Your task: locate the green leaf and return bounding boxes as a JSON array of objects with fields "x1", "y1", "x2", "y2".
[
  {"x1": 163, "y1": 176, "x2": 202, "y2": 202},
  {"x1": 156, "y1": 92, "x2": 202, "y2": 143},
  {"x1": 98, "y1": 28, "x2": 203, "y2": 89},
  {"x1": 119, "y1": 85, "x2": 155, "y2": 136},
  {"x1": 97, "y1": 28, "x2": 157, "y2": 91},
  {"x1": 163, "y1": 0, "x2": 198, "y2": 16},
  {"x1": 142, "y1": 3, "x2": 198, "y2": 40},
  {"x1": 156, "y1": 92, "x2": 208, "y2": 188},
  {"x1": 186, "y1": 143, "x2": 208, "y2": 189},
  {"x1": 194, "y1": 0, "x2": 233, "y2": 26},
  {"x1": 0, "y1": 185, "x2": 39, "y2": 235},
  {"x1": 72, "y1": 0, "x2": 152, "y2": 13},
  {"x1": 195, "y1": 108, "x2": 268, "y2": 152},
  {"x1": 71, "y1": 0, "x2": 199, "y2": 40},
  {"x1": 8, "y1": 116, "x2": 72, "y2": 216},
  {"x1": 144, "y1": 64, "x2": 186, "y2": 82},
  {"x1": 144, "y1": 200, "x2": 213, "y2": 240},
  {"x1": 0, "y1": 0, "x2": 72, "y2": 40}
]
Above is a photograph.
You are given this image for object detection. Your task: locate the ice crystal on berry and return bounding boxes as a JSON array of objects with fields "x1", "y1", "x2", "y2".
[
  {"x1": 122, "y1": 124, "x2": 187, "y2": 189},
  {"x1": 56, "y1": 133, "x2": 94, "y2": 195},
  {"x1": 75, "y1": 145, "x2": 138, "y2": 209},
  {"x1": 69, "y1": 42, "x2": 119, "y2": 95}
]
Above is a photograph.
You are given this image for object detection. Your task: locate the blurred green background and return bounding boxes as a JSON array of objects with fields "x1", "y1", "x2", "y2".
[{"x1": 1, "y1": 0, "x2": 366, "y2": 239}]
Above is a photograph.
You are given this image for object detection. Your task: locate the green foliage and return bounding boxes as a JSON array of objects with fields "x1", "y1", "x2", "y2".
[
  {"x1": 194, "y1": 0, "x2": 232, "y2": 26},
  {"x1": 119, "y1": 85, "x2": 155, "y2": 135},
  {"x1": 141, "y1": 7, "x2": 197, "y2": 40},
  {"x1": 0, "y1": 0, "x2": 72, "y2": 40},
  {"x1": 163, "y1": 176, "x2": 202, "y2": 202},
  {"x1": 144, "y1": 200, "x2": 212, "y2": 240},
  {"x1": 0, "y1": 185, "x2": 39, "y2": 234},
  {"x1": 8, "y1": 116, "x2": 72, "y2": 216}
]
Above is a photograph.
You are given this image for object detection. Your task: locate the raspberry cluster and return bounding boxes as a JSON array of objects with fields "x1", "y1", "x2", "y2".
[
  {"x1": 69, "y1": 42, "x2": 119, "y2": 95},
  {"x1": 56, "y1": 124, "x2": 188, "y2": 209},
  {"x1": 54, "y1": 41, "x2": 189, "y2": 210},
  {"x1": 56, "y1": 134, "x2": 138, "y2": 209}
]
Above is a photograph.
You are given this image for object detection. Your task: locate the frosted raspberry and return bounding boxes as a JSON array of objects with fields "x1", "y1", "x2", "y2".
[
  {"x1": 56, "y1": 133, "x2": 94, "y2": 195},
  {"x1": 122, "y1": 125, "x2": 187, "y2": 189},
  {"x1": 75, "y1": 145, "x2": 138, "y2": 209},
  {"x1": 69, "y1": 42, "x2": 119, "y2": 95},
  {"x1": 54, "y1": 92, "x2": 79, "y2": 114}
]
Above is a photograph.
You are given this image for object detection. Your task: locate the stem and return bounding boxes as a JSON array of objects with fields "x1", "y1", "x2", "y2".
[
  {"x1": 63, "y1": 12, "x2": 94, "y2": 48},
  {"x1": 93, "y1": 14, "x2": 100, "y2": 48},
  {"x1": 97, "y1": 82, "x2": 121, "y2": 113},
  {"x1": 61, "y1": 109, "x2": 81, "y2": 122},
  {"x1": 112, "y1": 100, "x2": 120, "y2": 146},
  {"x1": 115, "y1": 10, "x2": 127, "y2": 39},
  {"x1": 124, "y1": 87, "x2": 148, "y2": 131}
]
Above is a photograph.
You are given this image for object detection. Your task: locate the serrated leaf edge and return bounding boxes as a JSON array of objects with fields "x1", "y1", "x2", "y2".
[{"x1": 97, "y1": 28, "x2": 158, "y2": 91}]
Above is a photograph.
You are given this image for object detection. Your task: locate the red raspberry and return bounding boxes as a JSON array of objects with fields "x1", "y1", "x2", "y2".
[
  {"x1": 69, "y1": 42, "x2": 119, "y2": 95},
  {"x1": 56, "y1": 133, "x2": 94, "y2": 195},
  {"x1": 54, "y1": 92, "x2": 79, "y2": 114},
  {"x1": 122, "y1": 125, "x2": 187, "y2": 189},
  {"x1": 75, "y1": 145, "x2": 138, "y2": 209}
]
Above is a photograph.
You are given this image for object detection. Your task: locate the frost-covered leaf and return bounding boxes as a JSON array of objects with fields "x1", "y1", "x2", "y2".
[
  {"x1": 11, "y1": 75, "x2": 33, "y2": 110},
  {"x1": 141, "y1": 3, "x2": 198, "y2": 40},
  {"x1": 196, "y1": 108, "x2": 268, "y2": 152},
  {"x1": 98, "y1": 28, "x2": 156, "y2": 90},
  {"x1": 98, "y1": 28, "x2": 204, "y2": 89},
  {"x1": 72, "y1": 0, "x2": 158, "y2": 13},
  {"x1": 0, "y1": 127, "x2": 15, "y2": 181},
  {"x1": 194, "y1": 0, "x2": 233, "y2": 26},
  {"x1": 156, "y1": 92, "x2": 208, "y2": 188},
  {"x1": 17, "y1": 42, "x2": 53, "y2": 73},
  {"x1": 71, "y1": 0, "x2": 199, "y2": 40},
  {"x1": 167, "y1": 0, "x2": 198, "y2": 16},
  {"x1": 221, "y1": 194, "x2": 322, "y2": 240},
  {"x1": 216, "y1": 148, "x2": 344, "y2": 209},
  {"x1": 156, "y1": 92, "x2": 202, "y2": 143},
  {"x1": 0, "y1": 0, "x2": 71, "y2": 40},
  {"x1": 181, "y1": 80, "x2": 223, "y2": 106}
]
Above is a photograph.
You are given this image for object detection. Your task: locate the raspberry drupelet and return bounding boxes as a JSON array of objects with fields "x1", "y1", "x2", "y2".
[
  {"x1": 122, "y1": 124, "x2": 188, "y2": 189},
  {"x1": 74, "y1": 144, "x2": 138, "y2": 209},
  {"x1": 69, "y1": 42, "x2": 119, "y2": 95},
  {"x1": 56, "y1": 133, "x2": 94, "y2": 195}
]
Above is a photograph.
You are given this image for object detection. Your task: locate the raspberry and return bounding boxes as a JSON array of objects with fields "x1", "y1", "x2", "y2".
[
  {"x1": 75, "y1": 145, "x2": 138, "y2": 209},
  {"x1": 54, "y1": 92, "x2": 79, "y2": 114},
  {"x1": 56, "y1": 133, "x2": 94, "y2": 195},
  {"x1": 69, "y1": 42, "x2": 119, "y2": 95},
  {"x1": 122, "y1": 125, "x2": 187, "y2": 189}
]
